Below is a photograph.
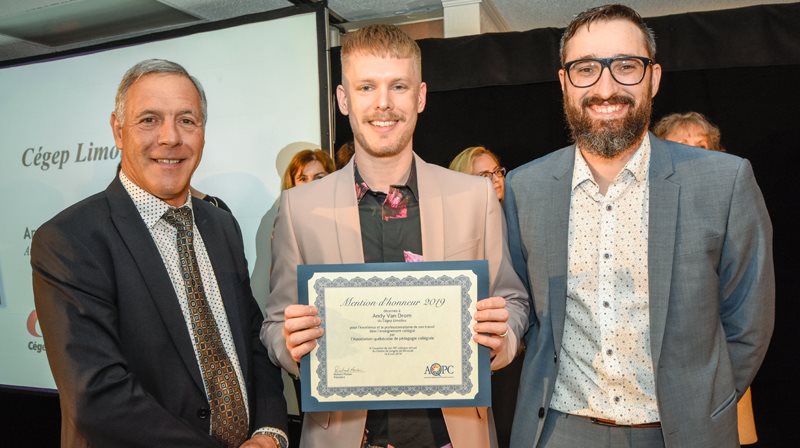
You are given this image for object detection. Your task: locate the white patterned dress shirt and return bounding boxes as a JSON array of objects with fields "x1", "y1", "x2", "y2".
[
  {"x1": 550, "y1": 135, "x2": 660, "y2": 424},
  {"x1": 120, "y1": 172, "x2": 250, "y2": 424}
]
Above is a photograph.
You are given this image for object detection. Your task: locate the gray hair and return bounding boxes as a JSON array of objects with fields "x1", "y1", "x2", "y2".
[{"x1": 114, "y1": 59, "x2": 207, "y2": 126}]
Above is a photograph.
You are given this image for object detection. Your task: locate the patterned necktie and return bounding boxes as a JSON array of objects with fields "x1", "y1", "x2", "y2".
[{"x1": 163, "y1": 206, "x2": 249, "y2": 447}]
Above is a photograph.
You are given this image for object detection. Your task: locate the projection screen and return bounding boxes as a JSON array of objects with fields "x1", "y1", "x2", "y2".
[{"x1": 0, "y1": 7, "x2": 328, "y2": 392}]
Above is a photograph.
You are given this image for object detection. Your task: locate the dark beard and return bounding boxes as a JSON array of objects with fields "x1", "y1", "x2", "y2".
[{"x1": 564, "y1": 92, "x2": 651, "y2": 159}]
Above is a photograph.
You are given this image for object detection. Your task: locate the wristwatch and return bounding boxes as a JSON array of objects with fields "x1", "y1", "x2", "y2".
[{"x1": 252, "y1": 428, "x2": 288, "y2": 448}]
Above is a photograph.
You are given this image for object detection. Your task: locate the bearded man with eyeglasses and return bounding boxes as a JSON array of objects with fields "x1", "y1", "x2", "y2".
[{"x1": 504, "y1": 4, "x2": 774, "y2": 448}]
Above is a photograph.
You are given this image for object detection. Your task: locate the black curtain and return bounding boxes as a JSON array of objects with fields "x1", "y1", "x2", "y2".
[{"x1": 333, "y1": 4, "x2": 800, "y2": 447}]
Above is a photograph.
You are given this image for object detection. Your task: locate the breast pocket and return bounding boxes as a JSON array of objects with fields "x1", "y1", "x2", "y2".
[{"x1": 675, "y1": 234, "x2": 722, "y2": 258}]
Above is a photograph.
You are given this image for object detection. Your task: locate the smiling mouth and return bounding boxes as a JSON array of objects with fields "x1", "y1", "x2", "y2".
[
  {"x1": 370, "y1": 120, "x2": 398, "y2": 127},
  {"x1": 156, "y1": 159, "x2": 182, "y2": 164},
  {"x1": 591, "y1": 104, "x2": 626, "y2": 114}
]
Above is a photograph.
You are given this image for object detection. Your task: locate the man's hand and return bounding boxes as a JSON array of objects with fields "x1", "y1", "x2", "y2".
[
  {"x1": 283, "y1": 304, "x2": 324, "y2": 362},
  {"x1": 472, "y1": 296, "x2": 510, "y2": 358},
  {"x1": 240, "y1": 434, "x2": 278, "y2": 448}
]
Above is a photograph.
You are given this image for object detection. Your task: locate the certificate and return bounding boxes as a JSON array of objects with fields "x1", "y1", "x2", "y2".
[{"x1": 297, "y1": 260, "x2": 490, "y2": 412}]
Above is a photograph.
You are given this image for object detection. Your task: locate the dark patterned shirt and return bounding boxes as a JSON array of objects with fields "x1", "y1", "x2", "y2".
[{"x1": 355, "y1": 161, "x2": 450, "y2": 447}]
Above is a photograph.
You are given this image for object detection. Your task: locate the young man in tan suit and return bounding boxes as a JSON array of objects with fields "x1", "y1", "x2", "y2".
[{"x1": 261, "y1": 25, "x2": 528, "y2": 448}]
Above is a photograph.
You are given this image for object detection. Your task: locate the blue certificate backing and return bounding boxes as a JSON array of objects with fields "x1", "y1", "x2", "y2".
[{"x1": 298, "y1": 260, "x2": 490, "y2": 412}]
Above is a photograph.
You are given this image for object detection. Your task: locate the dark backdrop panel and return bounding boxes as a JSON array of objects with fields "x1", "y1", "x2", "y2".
[{"x1": 333, "y1": 4, "x2": 800, "y2": 443}]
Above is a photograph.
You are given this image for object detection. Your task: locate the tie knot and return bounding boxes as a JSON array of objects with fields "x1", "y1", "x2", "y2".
[{"x1": 163, "y1": 206, "x2": 193, "y2": 230}]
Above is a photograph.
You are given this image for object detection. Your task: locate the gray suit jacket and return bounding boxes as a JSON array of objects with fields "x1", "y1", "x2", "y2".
[{"x1": 505, "y1": 134, "x2": 774, "y2": 448}]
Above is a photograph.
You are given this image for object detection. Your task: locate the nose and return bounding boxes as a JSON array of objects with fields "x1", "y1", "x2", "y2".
[
  {"x1": 591, "y1": 66, "x2": 621, "y2": 99},
  {"x1": 158, "y1": 120, "x2": 181, "y2": 146},
  {"x1": 377, "y1": 86, "x2": 392, "y2": 111}
]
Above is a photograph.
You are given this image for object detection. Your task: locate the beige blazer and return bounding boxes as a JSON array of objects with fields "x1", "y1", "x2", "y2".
[{"x1": 262, "y1": 154, "x2": 529, "y2": 448}]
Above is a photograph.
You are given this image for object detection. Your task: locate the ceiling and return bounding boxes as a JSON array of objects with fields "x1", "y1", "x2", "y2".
[{"x1": 0, "y1": 0, "x2": 793, "y2": 65}]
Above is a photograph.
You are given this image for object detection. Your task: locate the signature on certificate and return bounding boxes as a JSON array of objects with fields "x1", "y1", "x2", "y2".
[{"x1": 333, "y1": 366, "x2": 365, "y2": 379}]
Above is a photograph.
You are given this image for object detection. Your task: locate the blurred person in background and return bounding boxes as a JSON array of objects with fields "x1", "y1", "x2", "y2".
[
  {"x1": 282, "y1": 149, "x2": 335, "y2": 190},
  {"x1": 653, "y1": 111, "x2": 724, "y2": 151},
  {"x1": 335, "y1": 141, "x2": 355, "y2": 170},
  {"x1": 449, "y1": 146, "x2": 506, "y2": 202}
]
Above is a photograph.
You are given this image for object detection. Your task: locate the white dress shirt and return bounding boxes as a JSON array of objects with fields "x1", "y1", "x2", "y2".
[
  {"x1": 550, "y1": 135, "x2": 660, "y2": 424},
  {"x1": 120, "y1": 172, "x2": 250, "y2": 422}
]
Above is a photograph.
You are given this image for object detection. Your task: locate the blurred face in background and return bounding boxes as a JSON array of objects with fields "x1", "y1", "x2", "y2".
[
  {"x1": 472, "y1": 153, "x2": 505, "y2": 201},
  {"x1": 293, "y1": 160, "x2": 329, "y2": 186},
  {"x1": 663, "y1": 123, "x2": 710, "y2": 149}
]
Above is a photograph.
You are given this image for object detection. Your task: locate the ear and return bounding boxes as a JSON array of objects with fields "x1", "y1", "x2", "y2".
[
  {"x1": 336, "y1": 84, "x2": 349, "y2": 116},
  {"x1": 417, "y1": 81, "x2": 427, "y2": 113},
  {"x1": 558, "y1": 68, "x2": 567, "y2": 93},
  {"x1": 110, "y1": 112, "x2": 124, "y2": 149},
  {"x1": 649, "y1": 63, "x2": 662, "y2": 98}
]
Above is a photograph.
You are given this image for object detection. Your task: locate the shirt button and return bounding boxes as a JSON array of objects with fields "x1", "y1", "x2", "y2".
[
  {"x1": 614, "y1": 396, "x2": 620, "y2": 403},
  {"x1": 606, "y1": 205, "x2": 612, "y2": 211},
  {"x1": 606, "y1": 349, "x2": 613, "y2": 356},
  {"x1": 197, "y1": 408, "x2": 210, "y2": 419},
  {"x1": 603, "y1": 253, "x2": 611, "y2": 259},
  {"x1": 603, "y1": 301, "x2": 610, "y2": 308}
]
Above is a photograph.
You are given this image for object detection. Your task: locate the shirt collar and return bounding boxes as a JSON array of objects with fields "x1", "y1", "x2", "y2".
[
  {"x1": 572, "y1": 133, "x2": 652, "y2": 190},
  {"x1": 353, "y1": 158, "x2": 419, "y2": 202},
  {"x1": 119, "y1": 171, "x2": 192, "y2": 229}
]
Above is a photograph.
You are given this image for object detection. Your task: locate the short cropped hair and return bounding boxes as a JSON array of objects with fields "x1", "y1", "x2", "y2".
[
  {"x1": 449, "y1": 146, "x2": 501, "y2": 174},
  {"x1": 560, "y1": 4, "x2": 656, "y2": 64},
  {"x1": 115, "y1": 59, "x2": 207, "y2": 126},
  {"x1": 341, "y1": 24, "x2": 422, "y2": 78},
  {"x1": 282, "y1": 149, "x2": 336, "y2": 190},
  {"x1": 653, "y1": 111, "x2": 725, "y2": 152}
]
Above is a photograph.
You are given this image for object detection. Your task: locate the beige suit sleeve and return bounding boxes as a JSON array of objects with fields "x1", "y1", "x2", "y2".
[
  {"x1": 482, "y1": 178, "x2": 530, "y2": 370},
  {"x1": 260, "y1": 191, "x2": 302, "y2": 377}
]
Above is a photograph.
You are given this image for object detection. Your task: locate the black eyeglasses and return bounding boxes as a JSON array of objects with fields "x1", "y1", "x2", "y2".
[
  {"x1": 477, "y1": 166, "x2": 507, "y2": 179},
  {"x1": 563, "y1": 56, "x2": 653, "y2": 88}
]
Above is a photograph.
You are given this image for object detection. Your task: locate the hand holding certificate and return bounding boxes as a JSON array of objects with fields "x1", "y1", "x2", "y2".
[{"x1": 283, "y1": 260, "x2": 511, "y2": 412}]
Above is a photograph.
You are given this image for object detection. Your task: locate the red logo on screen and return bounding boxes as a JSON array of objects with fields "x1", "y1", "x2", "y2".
[{"x1": 27, "y1": 310, "x2": 42, "y2": 337}]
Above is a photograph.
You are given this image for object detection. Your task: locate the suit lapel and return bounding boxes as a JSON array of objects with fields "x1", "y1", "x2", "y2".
[
  {"x1": 545, "y1": 148, "x2": 574, "y2": 355},
  {"x1": 106, "y1": 179, "x2": 206, "y2": 393},
  {"x1": 334, "y1": 160, "x2": 365, "y2": 263},
  {"x1": 647, "y1": 136, "x2": 679, "y2": 371},
  {"x1": 415, "y1": 154, "x2": 445, "y2": 262}
]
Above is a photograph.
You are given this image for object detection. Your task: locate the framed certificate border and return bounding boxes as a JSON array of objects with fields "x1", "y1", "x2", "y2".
[{"x1": 297, "y1": 260, "x2": 490, "y2": 412}]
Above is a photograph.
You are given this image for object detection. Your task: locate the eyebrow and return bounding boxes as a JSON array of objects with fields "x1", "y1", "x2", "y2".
[
  {"x1": 134, "y1": 109, "x2": 199, "y2": 118},
  {"x1": 569, "y1": 53, "x2": 640, "y2": 60}
]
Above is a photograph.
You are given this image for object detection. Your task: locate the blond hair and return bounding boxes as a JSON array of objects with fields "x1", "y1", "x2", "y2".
[
  {"x1": 653, "y1": 111, "x2": 724, "y2": 152},
  {"x1": 341, "y1": 24, "x2": 422, "y2": 78},
  {"x1": 449, "y1": 146, "x2": 501, "y2": 174}
]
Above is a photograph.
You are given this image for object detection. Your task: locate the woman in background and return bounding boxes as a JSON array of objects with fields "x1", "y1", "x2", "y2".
[
  {"x1": 282, "y1": 149, "x2": 335, "y2": 190},
  {"x1": 449, "y1": 146, "x2": 506, "y2": 202},
  {"x1": 653, "y1": 111, "x2": 724, "y2": 151},
  {"x1": 654, "y1": 111, "x2": 758, "y2": 445}
]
